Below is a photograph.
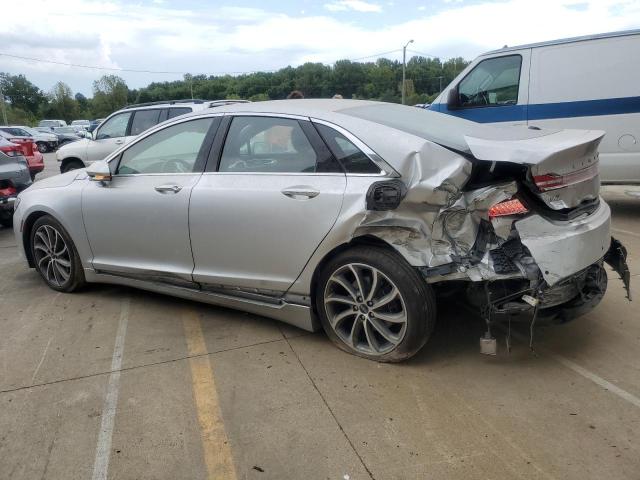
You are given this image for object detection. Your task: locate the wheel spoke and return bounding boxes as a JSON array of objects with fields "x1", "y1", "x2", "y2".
[
  {"x1": 35, "y1": 230, "x2": 50, "y2": 250},
  {"x1": 324, "y1": 294, "x2": 357, "y2": 306},
  {"x1": 330, "y1": 309, "x2": 357, "y2": 329},
  {"x1": 363, "y1": 320, "x2": 381, "y2": 353},
  {"x1": 348, "y1": 317, "x2": 363, "y2": 347},
  {"x1": 37, "y1": 254, "x2": 51, "y2": 267},
  {"x1": 371, "y1": 310, "x2": 407, "y2": 324},
  {"x1": 368, "y1": 316, "x2": 402, "y2": 344},
  {"x1": 348, "y1": 265, "x2": 365, "y2": 298},
  {"x1": 328, "y1": 274, "x2": 358, "y2": 301},
  {"x1": 56, "y1": 257, "x2": 71, "y2": 268},
  {"x1": 34, "y1": 243, "x2": 49, "y2": 253},
  {"x1": 53, "y1": 261, "x2": 70, "y2": 282},
  {"x1": 371, "y1": 287, "x2": 400, "y2": 310},
  {"x1": 365, "y1": 268, "x2": 379, "y2": 302}
]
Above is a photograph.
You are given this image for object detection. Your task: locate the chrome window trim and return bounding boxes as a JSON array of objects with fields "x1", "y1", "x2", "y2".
[
  {"x1": 113, "y1": 172, "x2": 203, "y2": 178},
  {"x1": 200, "y1": 171, "x2": 346, "y2": 177},
  {"x1": 310, "y1": 118, "x2": 400, "y2": 178}
]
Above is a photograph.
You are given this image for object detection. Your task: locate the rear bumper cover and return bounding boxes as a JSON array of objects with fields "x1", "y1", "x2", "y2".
[{"x1": 515, "y1": 201, "x2": 611, "y2": 287}]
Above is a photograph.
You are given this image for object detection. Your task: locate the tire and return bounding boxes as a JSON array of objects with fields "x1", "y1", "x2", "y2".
[
  {"x1": 61, "y1": 160, "x2": 84, "y2": 174},
  {"x1": 36, "y1": 142, "x2": 48, "y2": 153},
  {"x1": 30, "y1": 215, "x2": 85, "y2": 292},
  {"x1": 315, "y1": 246, "x2": 436, "y2": 362}
]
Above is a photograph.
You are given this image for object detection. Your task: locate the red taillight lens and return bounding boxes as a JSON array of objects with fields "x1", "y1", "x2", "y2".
[
  {"x1": 533, "y1": 162, "x2": 599, "y2": 191},
  {"x1": 0, "y1": 145, "x2": 20, "y2": 157},
  {"x1": 489, "y1": 198, "x2": 529, "y2": 219}
]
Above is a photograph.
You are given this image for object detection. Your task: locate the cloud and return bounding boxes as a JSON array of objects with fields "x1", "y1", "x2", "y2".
[
  {"x1": 324, "y1": 1, "x2": 383, "y2": 12},
  {"x1": 1, "y1": 0, "x2": 639, "y2": 95}
]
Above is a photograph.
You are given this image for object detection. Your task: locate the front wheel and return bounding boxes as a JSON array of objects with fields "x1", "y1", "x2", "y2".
[
  {"x1": 30, "y1": 215, "x2": 85, "y2": 292},
  {"x1": 316, "y1": 246, "x2": 436, "y2": 362}
]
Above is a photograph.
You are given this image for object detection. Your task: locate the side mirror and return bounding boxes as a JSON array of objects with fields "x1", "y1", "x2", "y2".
[
  {"x1": 446, "y1": 86, "x2": 460, "y2": 110},
  {"x1": 86, "y1": 160, "x2": 112, "y2": 182}
]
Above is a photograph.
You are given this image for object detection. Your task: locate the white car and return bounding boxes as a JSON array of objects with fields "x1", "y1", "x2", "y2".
[
  {"x1": 56, "y1": 99, "x2": 249, "y2": 173},
  {"x1": 430, "y1": 29, "x2": 640, "y2": 184},
  {"x1": 0, "y1": 126, "x2": 58, "y2": 153},
  {"x1": 71, "y1": 120, "x2": 91, "y2": 130}
]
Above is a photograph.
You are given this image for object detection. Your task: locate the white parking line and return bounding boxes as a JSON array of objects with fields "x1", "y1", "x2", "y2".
[
  {"x1": 612, "y1": 227, "x2": 640, "y2": 239},
  {"x1": 91, "y1": 297, "x2": 130, "y2": 480},
  {"x1": 507, "y1": 329, "x2": 640, "y2": 409}
]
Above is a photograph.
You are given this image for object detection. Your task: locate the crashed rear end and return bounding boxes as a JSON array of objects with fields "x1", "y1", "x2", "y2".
[{"x1": 347, "y1": 121, "x2": 631, "y2": 336}]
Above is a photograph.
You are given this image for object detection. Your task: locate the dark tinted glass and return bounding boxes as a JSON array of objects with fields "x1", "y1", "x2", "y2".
[
  {"x1": 167, "y1": 108, "x2": 192, "y2": 120},
  {"x1": 130, "y1": 109, "x2": 161, "y2": 136},
  {"x1": 315, "y1": 124, "x2": 381, "y2": 174}
]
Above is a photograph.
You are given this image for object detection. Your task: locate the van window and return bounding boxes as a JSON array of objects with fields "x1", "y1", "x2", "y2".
[{"x1": 458, "y1": 55, "x2": 522, "y2": 108}]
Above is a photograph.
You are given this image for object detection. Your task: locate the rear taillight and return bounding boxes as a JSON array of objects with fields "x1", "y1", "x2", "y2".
[
  {"x1": 0, "y1": 145, "x2": 20, "y2": 157},
  {"x1": 533, "y1": 162, "x2": 599, "y2": 191},
  {"x1": 489, "y1": 198, "x2": 529, "y2": 219}
]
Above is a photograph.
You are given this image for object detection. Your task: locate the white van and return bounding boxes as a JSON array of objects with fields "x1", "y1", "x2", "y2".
[{"x1": 430, "y1": 29, "x2": 640, "y2": 184}]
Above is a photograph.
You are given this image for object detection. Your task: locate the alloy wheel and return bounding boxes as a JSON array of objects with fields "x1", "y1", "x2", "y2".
[
  {"x1": 33, "y1": 224, "x2": 72, "y2": 287},
  {"x1": 324, "y1": 263, "x2": 407, "y2": 355}
]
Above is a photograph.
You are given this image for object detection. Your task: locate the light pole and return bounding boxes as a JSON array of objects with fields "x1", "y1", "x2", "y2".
[{"x1": 402, "y1": 39, "x2": 414, "y2": 105}]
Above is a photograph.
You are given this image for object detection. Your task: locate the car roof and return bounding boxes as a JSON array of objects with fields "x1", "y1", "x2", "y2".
[
  {"x1": 195, "y1": 99, "x2": 550, "y2": 154},
  {"x1": 482, "y1": 28, "x2": 640, "y2": 55}
]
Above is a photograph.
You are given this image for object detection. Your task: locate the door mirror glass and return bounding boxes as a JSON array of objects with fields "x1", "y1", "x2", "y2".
[
  {"x1": 457, "y1": 55, "x2": 522, "y2": 108},
  {"x1": 86, "y1": 160, "x2": 112, "y2": 182}
]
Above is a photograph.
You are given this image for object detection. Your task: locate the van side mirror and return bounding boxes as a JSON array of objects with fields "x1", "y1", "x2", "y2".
[
  {"x1": 86, "y1": 160, "x2": 112, "y2": 182},
  {"x1": 446, "y1": 87, "x2": 460, "y2": 110}
]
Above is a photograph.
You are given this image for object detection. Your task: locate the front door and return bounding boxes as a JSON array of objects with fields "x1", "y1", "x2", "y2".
[
  {"x1": 190, "y1": 115, "x2": 346, "y2": 293},
  {"x1": 82, "y1": 117, "x2": 217, "y2": 284},
  {"x1": 87, "y1": 111, "x2": 134, "y2": 163}
]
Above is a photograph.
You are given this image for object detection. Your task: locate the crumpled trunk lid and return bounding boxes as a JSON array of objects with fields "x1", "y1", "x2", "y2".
[{"x1": 465, "y1": 129, "x2": 604, "y2": 210}]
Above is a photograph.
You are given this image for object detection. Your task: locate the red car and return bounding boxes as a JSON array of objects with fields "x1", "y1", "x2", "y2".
[{"x1": 0, "y1": 133, "x2": 44, "y2": 180}]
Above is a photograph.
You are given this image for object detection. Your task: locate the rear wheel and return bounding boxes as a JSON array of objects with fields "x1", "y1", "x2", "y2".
[
  {"x1": 30, "y1": 215, "x2": 85, "y2": 292},
  {"x1": 316, "y1": 246, "x2": 436, "y2": 362},
  {"x1": 36, "y1": 142, "x2": 48, "y2": 153}
]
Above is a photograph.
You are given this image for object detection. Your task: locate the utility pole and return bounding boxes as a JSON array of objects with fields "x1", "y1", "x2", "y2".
[
  {"x1": 0, "y1": 85, "x2": 7, "y2": 125},
  {"x1": 402, "y1": 39, "x2": 414, "y2": 105}
]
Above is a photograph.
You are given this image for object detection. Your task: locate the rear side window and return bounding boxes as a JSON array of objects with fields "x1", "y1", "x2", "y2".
[
  {"x1": 458, "y1": 55, "x2": 522, "y2": 108},
  {"x1": 219, "y1": 116, "x2": 318, "y2": 173},
  {"x1": 167, "y1": 107, "x2": 192, "y2": 120},
  {"x1": 130, "y1": 109, "x2": 161, "y2": 136},
  {"x1": 314, "y1": 124, "x2": 381, "y2": 174}
]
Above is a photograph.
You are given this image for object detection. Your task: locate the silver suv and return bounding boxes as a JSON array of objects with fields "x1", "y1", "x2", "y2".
[{"x1": 56, "y1": 99, "x2": 248, "y2": 173}]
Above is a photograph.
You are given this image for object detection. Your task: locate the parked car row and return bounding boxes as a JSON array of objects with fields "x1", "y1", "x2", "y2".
[
  {"x1": 0, "y1": 138, "x2": 33, "y2": 227},
  {"x1": 0, "y1": 130, "x2": 44, "y2": 179}
]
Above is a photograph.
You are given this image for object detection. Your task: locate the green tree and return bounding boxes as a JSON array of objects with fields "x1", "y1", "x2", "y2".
[
  {"x1": 92, "y1": 75, "x2": 129, "y2": 117},
  {"x1": 43, "y1": 82, "x2": 79, "y2": 122},
  {"x1": 0, "y1": 73, "x2": 46, "y2": 116}
]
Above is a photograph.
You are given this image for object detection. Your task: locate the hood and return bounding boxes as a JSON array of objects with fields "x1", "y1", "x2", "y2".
[{"x1": 25, "y1": 169, "x2": 87, "y2": 191}]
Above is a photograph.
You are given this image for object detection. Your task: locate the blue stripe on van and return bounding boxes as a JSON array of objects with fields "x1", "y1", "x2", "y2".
[{"x1": 429, "y1": 96, "x2": 640, "y2": 123}]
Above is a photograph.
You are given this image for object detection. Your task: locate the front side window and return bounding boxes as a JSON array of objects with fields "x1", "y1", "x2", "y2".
[
  {"x1": 96, "y1": 112, "x2": 132, "y2": 140},
  {"x1": 130, "y1": 109, "x2": 161, "y2": 136},
  {"x1": 219, "y1": 116, "x2": 318, "y2": 173},
  {"x1": 117, "y1": 118, "x2": 213, "y2": 175},
  {"x1": 458, "y1": 55, "x2": 522, "y2": 108},
  {"x1": 315, "y1": 124, "x2": 381, "y2": 174}
]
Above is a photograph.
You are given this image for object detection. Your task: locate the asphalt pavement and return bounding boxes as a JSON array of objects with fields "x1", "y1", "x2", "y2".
[{"x1": 1, "y1": 152, "x2": 639, "y2": 480}]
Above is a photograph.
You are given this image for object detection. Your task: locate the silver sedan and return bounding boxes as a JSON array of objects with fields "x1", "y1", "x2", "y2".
[{"x1": 13, "y1": 100, "x2": 631, "y2": 361}]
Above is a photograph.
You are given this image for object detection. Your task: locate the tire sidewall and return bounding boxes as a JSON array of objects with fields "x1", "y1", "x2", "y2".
[
  {"x1": 30, "y1": 215, "x2": 84, "y2": 292},
  {"x1": 315, "y1": 246, "x2": 436, "y2": 362}
]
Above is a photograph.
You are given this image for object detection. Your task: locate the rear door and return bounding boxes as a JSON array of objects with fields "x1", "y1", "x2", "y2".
[{"x1": 189, "y1": 114, "x2": 346, "y2": 293}]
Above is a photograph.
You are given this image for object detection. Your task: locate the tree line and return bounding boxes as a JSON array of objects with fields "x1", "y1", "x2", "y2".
[{"x1": 0, "y1": 55, "x2": 468, "y2": 124}]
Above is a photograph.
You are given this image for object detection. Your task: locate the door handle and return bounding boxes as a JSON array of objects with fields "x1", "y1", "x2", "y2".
[
  {"x1": 281, "y1": 187, "x2": 320, "y2": 199},
  {"x1": 154, "y1": 184, "x2": 182, "y2": 194},
  {"x1": 115, "y1": 139, "x2": 124, "y2": 145}
]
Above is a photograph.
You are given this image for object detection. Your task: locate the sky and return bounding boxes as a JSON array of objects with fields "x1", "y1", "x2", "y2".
[{"x1": 1, "y1": 0, "x2": 639, "y2": 96}]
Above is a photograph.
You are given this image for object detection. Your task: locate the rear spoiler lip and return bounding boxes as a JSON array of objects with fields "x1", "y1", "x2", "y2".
[{"x1": 463, "y1": 129, "x2": 605, "y2": 169}]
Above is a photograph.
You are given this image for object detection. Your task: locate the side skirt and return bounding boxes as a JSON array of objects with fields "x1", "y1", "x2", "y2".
[{"x1": 84, "y1": 269, "x2": 321, "y2": 332}]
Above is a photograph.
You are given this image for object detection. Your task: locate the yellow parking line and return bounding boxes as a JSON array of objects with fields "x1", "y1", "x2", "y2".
[{"x1": 183, "y1": 311, "x2": 237, "y2": 480}]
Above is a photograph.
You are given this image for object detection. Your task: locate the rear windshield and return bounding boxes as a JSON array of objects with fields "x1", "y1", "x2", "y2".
[{"x1": 339, "y1": 104, "x2": 552, "y2": 153}]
